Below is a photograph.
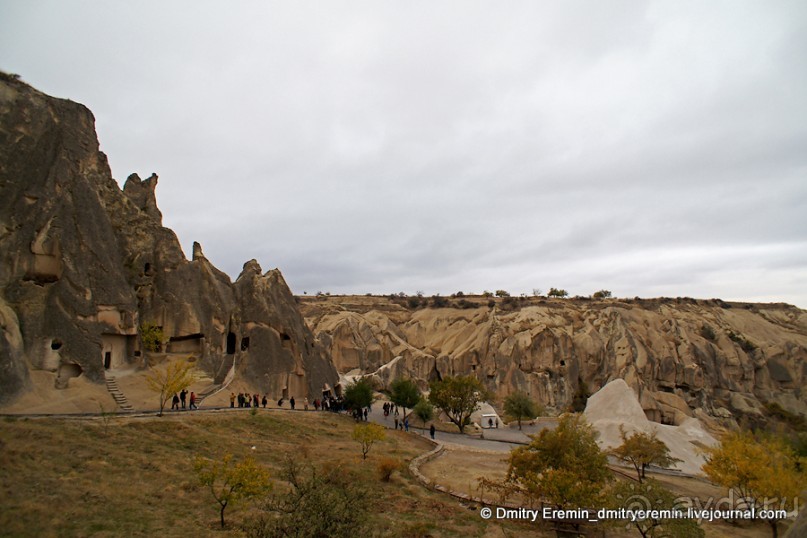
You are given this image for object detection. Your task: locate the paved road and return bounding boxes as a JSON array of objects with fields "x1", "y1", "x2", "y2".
[{"x1": 366, "y1": 410, "x2": 558, "y2": 452}]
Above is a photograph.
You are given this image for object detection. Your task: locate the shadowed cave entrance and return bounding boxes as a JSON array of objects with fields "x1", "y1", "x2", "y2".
[{"x1": 226, "y1": 332, "x2": 236, "y2": 355}]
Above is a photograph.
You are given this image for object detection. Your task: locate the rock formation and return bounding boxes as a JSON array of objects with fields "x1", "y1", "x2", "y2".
[
  {"x1": 300, "y1": 294, "x2": 807, "y2": 426},
  {"x1": 584, "y1": 379, "x2": 717, "y2": 475},
  {"x1": 0, "y1": 72, "x2": 337, "y2": 406}
]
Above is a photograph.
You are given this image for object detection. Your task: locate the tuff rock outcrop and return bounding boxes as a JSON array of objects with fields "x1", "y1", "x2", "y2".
[
  {"x1": 0, "y1": 73, "x2": 337, "y2": 406},
  {"x1": 300, "y1": 294, "x2": 807, "y2": 426}
]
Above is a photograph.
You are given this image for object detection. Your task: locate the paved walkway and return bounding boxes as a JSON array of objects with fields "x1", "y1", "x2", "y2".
[{"x1": 366, "y1": 411, "x2": 558, "y2": 452}]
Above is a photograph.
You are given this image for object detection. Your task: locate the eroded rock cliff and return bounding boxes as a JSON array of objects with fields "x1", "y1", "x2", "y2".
[
  {"x1": 301, "y1": 295, "x2": 807, "y2": 426},
  {"x1": 0, "y1": 73, "x2": 337, "y2": 406}
]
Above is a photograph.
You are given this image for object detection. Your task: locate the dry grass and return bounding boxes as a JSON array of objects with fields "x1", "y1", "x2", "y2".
[{"x1": 0, "y1": 410, "x2": 541, "y2": 537}]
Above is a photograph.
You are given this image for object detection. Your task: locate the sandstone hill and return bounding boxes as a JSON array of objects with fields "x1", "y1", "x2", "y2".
[
  {"x1": 0, "y1": 73, "x2": 337, "y2": 410},
  {"x1": 300, "y1": 294, "x2": 807, "y2": 427}
]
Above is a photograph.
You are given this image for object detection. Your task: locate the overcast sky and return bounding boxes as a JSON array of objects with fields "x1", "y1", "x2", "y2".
[{"x1": 3, "y1": 1, "x2": 806, "y2": 306}]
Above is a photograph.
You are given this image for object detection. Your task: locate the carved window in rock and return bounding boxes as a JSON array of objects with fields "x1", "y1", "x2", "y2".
[
  {"x1": 280, "y1": 332, "x2": 293, "y2": 351},
  {"x1": 226, "y1": 332, "x2": 237, "y2": 355}
]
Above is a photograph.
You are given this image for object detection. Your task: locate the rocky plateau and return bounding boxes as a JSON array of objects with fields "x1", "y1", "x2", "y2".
[{"x1": 301, "y1": 293, "x2": 807, "y2": 428}]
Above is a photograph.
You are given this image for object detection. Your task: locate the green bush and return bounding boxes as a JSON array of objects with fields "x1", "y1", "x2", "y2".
[
  {"x1": 247, "y1": 459, "x2": 368, "y2": 538},
  {"x1": 140, "y1": 322, "x2": 165, "y2": 352},
  {"x1": 547, "y1": 287, "x2": 569, "y2": 298}
]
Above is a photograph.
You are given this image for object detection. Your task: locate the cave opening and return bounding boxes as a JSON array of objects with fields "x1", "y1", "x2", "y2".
[{"x1": 226, "y1": 332, "x2": 237, "y2": 355}]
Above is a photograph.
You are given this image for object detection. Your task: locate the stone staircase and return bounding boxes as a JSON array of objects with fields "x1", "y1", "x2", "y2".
[
  {"x1": 105, "y1": 375, "x2": 134, "y2": 412},
  {"x1": 195, "y1": 383, "x2": 222, "y2": 407},
  {"x1": 196, "y1": 355, "x2": 238, "y2": 407}
]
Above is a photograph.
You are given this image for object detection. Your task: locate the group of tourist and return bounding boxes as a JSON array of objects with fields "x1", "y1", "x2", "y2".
[
  {"x1": 230, "y1": 392, "x2": 268, "y2": 408},
  {"x1": 382, "y1": 401, "x2": 436, "y2": 439},
  {"x1": 351, "y1": 406, "x2": 369, "y2": 421},
  {"x1": 180, "y1": 386, "x2": 438, "y2": 440},
  {"x1": 225, "y1": 393, "x2": 352, "y2": 414},
  {"x1": 178, "y1": 388, "x2": 437, "y2": 439},
  {"x1": 382, "y1": 401, "x2": 398, "y2": 417},
  {"x1": 170, "y1": 389, "x2": 197, "y2": 410}
]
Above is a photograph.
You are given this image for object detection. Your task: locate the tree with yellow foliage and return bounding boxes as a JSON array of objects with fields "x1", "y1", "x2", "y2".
[
  {"x1": 612, "y1": 426, "x2": 681, "y2": 482},
  {"x1": 508, "y1": 414, "x2": 611, "y2": 514},
  {"x1": 703, "y1": 430, "x2": 806, "y2": 538},
  {"x1": 145, "y1": 359, "x2": 195, "y2": 416},
  {"x1": 352, "y1": 422, "x2": 386, "y2": 460},
  {"x1": 194, "y1": 454, "x2": 272, "y2": 528}
]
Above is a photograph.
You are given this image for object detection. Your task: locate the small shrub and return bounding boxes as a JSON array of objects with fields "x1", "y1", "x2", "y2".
[
  {"x1": 376, "y1": 457, "x2": 402, "y2": 482},
  {"x1": 765, "y1": 402, "x2": 806, "y2": 430},
  {"x1": 727, "y1": 330, "x2": 756, "y2": 352},
  {"x1": 352, "y1": 423, "x2": 386, "y2": 460},
  {"x1": 140, "y1": 322, "x2": 165, "y2": 352},
  {"x1": 592, "y1": 289, "x2": 612, "y2": 299},
  {"x1": 547, "y1": 287, "x2": 568, "y2": 298},
  {"x1": 700, "y1": 324, "x2": 716, "y2": 341},
  {"x1": 247, "y1": 459, "x2": 368, "y2": 538}
]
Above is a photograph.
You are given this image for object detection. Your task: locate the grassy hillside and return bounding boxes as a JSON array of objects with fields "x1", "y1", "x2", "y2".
[{"x1": 0, "y1": 410, "x2": 539, "y2": 537}]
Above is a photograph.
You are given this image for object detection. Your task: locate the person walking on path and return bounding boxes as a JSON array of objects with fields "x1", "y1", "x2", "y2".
[
  {"x1": 262, "y1": 394, "x2": 267, "y2": 408},
  {"x1": 304, "y1": 397, "x2": 309, "y2": 411},
  {"x1": 180, "y1": 389, "x2": 187, "y2": 409},
  {"x1": 229, "y1": 392, "x2": 235, "y2": 408},
  {"x1": 430, "y1": 424, "x2": 436, "y2": 440},
  {"x1": 404, "y1": 417, "x2": 409, "y2": 432},
  {"x1": 171, "y1": 393, "x2": 180, "y2": 410},
  {"x1": 189, "y1": 392, "x2": 198, "y2": 410},
  {"x1": 290, "y1": 396, "x2": 296, "y2": 410}
]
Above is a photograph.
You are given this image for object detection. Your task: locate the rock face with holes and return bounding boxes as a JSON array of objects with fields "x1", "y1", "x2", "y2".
[
  {"x1": 300, "y1": 294, "x2": 807, "y2": 426},
  {"x1": 0, "y1": 73, "x2": 337, "y2": 406}
]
